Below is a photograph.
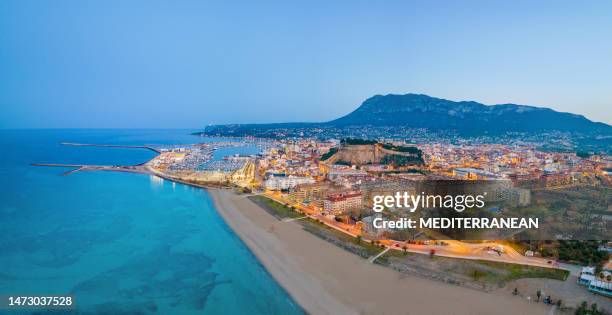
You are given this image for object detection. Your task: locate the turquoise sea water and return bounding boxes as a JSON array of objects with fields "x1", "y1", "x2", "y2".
[{"x1": 0, "y1": 129, "x2": 303, "y2": 315}]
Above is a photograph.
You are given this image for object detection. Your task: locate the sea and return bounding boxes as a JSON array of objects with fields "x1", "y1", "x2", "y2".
[{"x1": 0, "y1": 129, "x2": 304, "y2": 315}]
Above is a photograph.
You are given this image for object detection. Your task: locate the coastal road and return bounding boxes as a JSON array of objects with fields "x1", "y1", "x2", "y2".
[{"x1": 263, "y1": 193, "x2": 570, "y2": 271}]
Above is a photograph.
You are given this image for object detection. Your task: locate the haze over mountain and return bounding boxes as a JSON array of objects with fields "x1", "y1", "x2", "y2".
[{"x1": 329, "y1": 94, "x2": 611, "y2": 134}]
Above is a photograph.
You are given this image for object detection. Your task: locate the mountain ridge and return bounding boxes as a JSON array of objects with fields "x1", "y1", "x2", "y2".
[
  {"x1": 198, "y1": 94, "x2": 611, "y2": 142},
  {"x1": 328, "y1": 93, "x2": 610, "y2": 134}
]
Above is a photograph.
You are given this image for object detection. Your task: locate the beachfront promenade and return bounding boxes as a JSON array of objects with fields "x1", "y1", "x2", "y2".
[
  {"x1": 32, "y1": 161, "x2": 567, "y2": 271},
  {"x1": 211, "y1": 189, "x2": 553, "y2": 315},
  {"x1": 261, "y1": 192, "x2": 567, "y2": 271}
]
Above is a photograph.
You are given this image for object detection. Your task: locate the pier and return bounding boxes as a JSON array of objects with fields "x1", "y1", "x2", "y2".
[
  {"x1": 31, "y1": 141, "x2": 163, "y2": 175},
  {"x1": 61, "y1": 142, "x2": 162, "y2": 154},
  {"x1": 31, "y1": 163, "x2": 149, "y2": 176}
]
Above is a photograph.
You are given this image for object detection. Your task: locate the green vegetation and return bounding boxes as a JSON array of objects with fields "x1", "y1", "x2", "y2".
[
  {"x1": 473, "y1": 260, "x2": 569, "y2": 282},
  {"x1": 381, "y1": 249, "x2": 568, "y2": 285},
  {"x1": 250, "y1": 195, "x2": 383, "y2": 259},
  {"x1": 248, "y1": 196, "x2": 303, "y2": 220},
  {"x1": 381, "y1": 143, "x2": 421, "y2": 154},
  {"x1": 575, "y1": 301, "x2": 607, "y2": 315},
  {"x1": 511, "y1": 186, "x2": 611, "y2": 240},
  {"x1": 381, "y1": 143, "x2": 424, "y2": 166},
  {"x1": 470, "y1": 269, "x2": 488, "y2": 281},
  {"x1": 320, "y1": 147, "x2": 338, "y2": 161},
  {"x1": 558, "y1": 240, "x2": 609, "y2": 267},
  {"x1": 381, "y1": 154, "x2": 424, "y2": 166},
  {"x1": 385, "y1": 168, "x2": 430, "y2": 175},
  {"x1": 334, "y1": 160, "x2": 352, "y2": 166},
  {"x1": 341, "y1": 138, "x2": 377, "y2": 145},
  {"x1": 576, "y1": 151, "x2": 592, "y2": 158},
  {"x1": 299, "y1": 218, "x2": 381, "y2": 258}
]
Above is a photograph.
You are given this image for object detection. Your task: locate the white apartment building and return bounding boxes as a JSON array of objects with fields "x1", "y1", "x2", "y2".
[{"x1": 264, "y1": 175, "x2": 315, "y2": 190}]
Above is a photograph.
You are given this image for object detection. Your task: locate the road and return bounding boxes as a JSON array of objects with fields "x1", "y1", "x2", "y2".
[
  {"x1": 31, "y1": 156, "x2": 574, "y2": 273},
  {"x1": 262, "y1": 192, "x2": 570, "y2": 271}
]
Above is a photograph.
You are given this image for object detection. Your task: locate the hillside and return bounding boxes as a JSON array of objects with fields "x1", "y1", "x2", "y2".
[
  {"x1": 322, "y1": 140, "x2": 424, "y2": 166},
  {"x1": 196, "y1": 94, "x2": 611, "y2": 154},
  {"x1": 330, "y1": 94, "x2": 611, "y2": 134}
]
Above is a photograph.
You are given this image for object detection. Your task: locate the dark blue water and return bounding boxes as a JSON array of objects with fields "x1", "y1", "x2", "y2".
[{"x1": 0, "y1": 129, "x2": 303, "y2": 314}]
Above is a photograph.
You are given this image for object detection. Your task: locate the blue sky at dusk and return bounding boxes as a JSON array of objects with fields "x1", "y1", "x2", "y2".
[{"x1": 1, "y1": 0, "x2": 611, "y2": 128}]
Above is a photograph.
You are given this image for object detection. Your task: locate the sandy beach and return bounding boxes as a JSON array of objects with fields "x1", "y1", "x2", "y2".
[{"x1": 210, "y1": 189, "x2": 552, "y2": 315}]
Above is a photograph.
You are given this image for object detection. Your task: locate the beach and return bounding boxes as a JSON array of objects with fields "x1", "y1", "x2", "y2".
[{"x1": 210, "y1": 189, "x2": 552, "y2": 315}]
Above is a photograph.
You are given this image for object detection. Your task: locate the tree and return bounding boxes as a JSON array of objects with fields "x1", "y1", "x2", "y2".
[
  {"x1": 575, "y1": 301, "x2": 588, "y2": 315},
  {"x1": 590, "y1": 303, "x2": 604, "y2": 315},
  {"x1": 574, "y1": 301, "x2": 605, "y2": 315}
]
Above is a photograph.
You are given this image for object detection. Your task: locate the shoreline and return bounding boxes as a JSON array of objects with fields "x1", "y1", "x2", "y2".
[
  {"x1": 30, "y1": 143, "x2": 583, "y2": 313},
  {"x1": 209, "y1": 188, "x2": 551, "y2": 315}
]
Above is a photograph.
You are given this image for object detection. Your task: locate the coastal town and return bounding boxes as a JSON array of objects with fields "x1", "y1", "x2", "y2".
[
  {"x1": 34, "y1": 136, "x2": 611, "y2": 312},
  {"x1": 139, "y1": 136, "x2": 611, "y2": 306}
]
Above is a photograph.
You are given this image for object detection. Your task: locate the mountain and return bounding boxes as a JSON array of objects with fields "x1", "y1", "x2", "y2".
[
  {"x1": 329, "y1": 94, "x2": 611, "y2": 134},
  {"x1": 199, "y1": 93, "x2": 611, "y2": 143}
]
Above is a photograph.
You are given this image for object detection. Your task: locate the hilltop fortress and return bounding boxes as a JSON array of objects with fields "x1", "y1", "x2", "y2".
[{"x1": 321, "y1": 139, "x2": 424, "y2": 167}]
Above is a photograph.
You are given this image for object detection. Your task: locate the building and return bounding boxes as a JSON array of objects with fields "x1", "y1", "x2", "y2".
[
  {"x1": 323, "y1": 191, "x2": 362, "y2": 215},
  {"x1": 264, "y1": 175, "x2": 315, "y2": 191},
  {"x1": 578, "y1": 266, "x2": 612, "y2": 297},
  {"x1": 327, "y1": 167, "x2": 368, "y2": 180},
  {"x1": 587, "y1": 272, "x2": 612, "y2": 297},
  {"x1": 292, "y1": 182, "x2": 334, "y2": 203},
  {"x1": 578, "y1": 266, "x2": 596, "y2": 286},
  {"x1": 453, "y1": 168, "x2": 498, "y2": 180},
  {"x1": 358, "y1": 180, "x2": 416, "y2": 209},
  {"x1": 508, "y1": 188, "x2": 531, "y2": 207},
  {"x1": 361, "y1": 213, "x2": 387, "y2": 237},
  {"x1": 541, "y1": 173, "x2": 572, "y2": 188}
]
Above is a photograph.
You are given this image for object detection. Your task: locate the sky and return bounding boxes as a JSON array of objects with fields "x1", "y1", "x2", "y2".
[{"x1": 1, "y1": 0, "x2": 611, "y2": 128}]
